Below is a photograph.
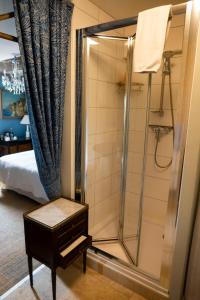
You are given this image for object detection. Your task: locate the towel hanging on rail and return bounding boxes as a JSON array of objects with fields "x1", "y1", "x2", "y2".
[{"x1": 133, "y1": 5, "x2": 171, "y2": 73}]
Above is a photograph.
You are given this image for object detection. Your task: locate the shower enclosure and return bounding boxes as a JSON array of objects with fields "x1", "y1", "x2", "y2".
[{"x1": 75, "y1": 2, "x2": 190, "y2": 295}]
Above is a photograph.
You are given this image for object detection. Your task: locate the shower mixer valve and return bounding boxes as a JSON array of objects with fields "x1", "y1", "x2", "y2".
[
  {"x1": 149, "y1": 124, "x2": 173, "y2": 142},
  {"x1": 149, "y1": 124, "x2": 174, "y2": 169}
]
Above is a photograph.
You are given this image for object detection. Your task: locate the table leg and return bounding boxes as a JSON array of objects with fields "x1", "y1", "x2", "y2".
[
  {"x1": 83, "y1": 250, "x2": 87, "y2": 273},
  {"x1": 28, "y1": 255, "x2": 33, "y2": 287},
  {"x1": 51, "y1": 269, "x2": 56, "y2": 300}
]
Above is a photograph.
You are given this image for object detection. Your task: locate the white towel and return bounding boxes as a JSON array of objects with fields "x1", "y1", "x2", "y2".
[{"x1": 133, "y1": 5, "x2": 171, "y2": 73}]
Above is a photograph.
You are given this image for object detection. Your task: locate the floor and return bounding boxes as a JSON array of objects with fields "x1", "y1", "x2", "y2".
[
  {"x1": 2, "y1": 262, "x2": 147, "y2": 300},
  {"x1": 93, "y1": 241, "x2": 132, "y2": 264},
  {"x1": 0, "y1": 186, "x2": 39, "y2": 295},
  {"x1": 0, "y1": 185, "x2": 148, "y2": 299}
]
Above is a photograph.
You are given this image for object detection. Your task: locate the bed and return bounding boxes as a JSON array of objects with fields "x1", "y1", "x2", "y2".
[{"x1": 0, "y1": 150, "x2": 48, "y2": 203}]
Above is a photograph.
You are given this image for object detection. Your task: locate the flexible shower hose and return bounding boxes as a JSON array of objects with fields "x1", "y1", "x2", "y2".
[{"x1": 154, "y1": 61, "x2": 175, "y2": 169}]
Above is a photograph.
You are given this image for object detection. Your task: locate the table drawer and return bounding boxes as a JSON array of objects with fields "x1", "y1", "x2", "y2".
[
  {"x1": 57, "y1": 218, "x2": 87, "y2": 249},
  {"x1": 58, "y1": 235, "x2": 92, "y2": 269},
  {"x1": 56, "y1": 210, "x2": 87, "y2": 236}
]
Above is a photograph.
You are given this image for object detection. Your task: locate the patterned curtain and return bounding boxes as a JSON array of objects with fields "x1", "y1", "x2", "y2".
[{"x1": 13, "y1": 0, "x2": 74, "y2": 199}]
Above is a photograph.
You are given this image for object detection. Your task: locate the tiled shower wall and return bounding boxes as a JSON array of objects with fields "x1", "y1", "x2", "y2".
[{"x1": 124, "y1": 14, "x2": 185, "y2": 277}]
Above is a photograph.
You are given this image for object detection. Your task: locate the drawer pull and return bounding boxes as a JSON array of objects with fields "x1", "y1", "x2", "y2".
[{"x1": 60, "y1": 235, "x2": 87, "y2": 258}]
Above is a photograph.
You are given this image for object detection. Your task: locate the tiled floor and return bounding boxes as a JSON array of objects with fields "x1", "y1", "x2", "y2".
[
  {"x1": 93, "y1": 241, "x2": 132, "y2": 264},
  {"x1": 2, "y1": 263, "x2": 147, "y2": 300}
]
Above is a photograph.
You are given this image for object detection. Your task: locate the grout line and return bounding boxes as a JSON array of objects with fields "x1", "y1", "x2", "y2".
[
  {"x1": 126, "y1": 171, "x2": 171, "y2": 182},
  {"x1": 142, "y1": 218, "x2": 165, "y2": 230},
  {"x1": 126, "y1": 190, "x2": 168, "y2": 203},
  {"x1": 1, "y1": 265, "x2": 45, "y2": 300}
]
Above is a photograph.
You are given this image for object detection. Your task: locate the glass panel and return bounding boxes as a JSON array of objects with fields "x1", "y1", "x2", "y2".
[
  {"x1": 122, "y1": 70, "x2": 148, "y2": 264},
  {"x1": 85, "y1": 35, "x2": 126, "y2": 241}
]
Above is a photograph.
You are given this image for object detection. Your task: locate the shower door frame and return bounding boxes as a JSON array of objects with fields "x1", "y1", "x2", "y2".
[{"x1": 75, "y1": 3, "x2": 191, "y2": 296}]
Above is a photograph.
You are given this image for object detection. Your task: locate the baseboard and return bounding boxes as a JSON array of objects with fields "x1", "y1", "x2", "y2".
[{"x1": 87, "y1": 250, "x2": 169, "y2": 300}]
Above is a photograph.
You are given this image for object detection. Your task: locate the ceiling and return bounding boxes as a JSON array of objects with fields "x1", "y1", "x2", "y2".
[
  {"x1": 90, "y1": 0, "x2": 184, "y2": 19},
  {"x1": 0, "y1": 0, "x2": 19, "y2": 62}
]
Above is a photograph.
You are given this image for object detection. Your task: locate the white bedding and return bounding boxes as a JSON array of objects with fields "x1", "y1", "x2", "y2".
[{"x1": 0, "y1": 150, "x2": 48, "y2": 203}]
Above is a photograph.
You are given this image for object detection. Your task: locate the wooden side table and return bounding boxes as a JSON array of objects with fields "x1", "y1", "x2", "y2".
[{"x1": 23, "y1": 198, "x2": 92, "y2": 300}]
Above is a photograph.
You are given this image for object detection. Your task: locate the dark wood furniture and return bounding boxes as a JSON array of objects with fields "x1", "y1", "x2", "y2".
[
  {"x1": 23, "y1": 198, "x2": 92, "y2": 300},
  {"x1": 0, "y1": 139, "x2": 32, "y2": 156}
]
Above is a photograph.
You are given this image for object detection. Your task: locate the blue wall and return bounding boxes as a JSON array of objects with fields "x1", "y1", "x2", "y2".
[{"x1": 0, "y1": 119, "x2": 26, "y2": 138}]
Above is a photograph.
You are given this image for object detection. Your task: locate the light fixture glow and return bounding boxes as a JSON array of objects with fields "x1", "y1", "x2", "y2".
[
  {"x1": 2, "y1": 56, "x2": 25, "y2": 95},
  {"x1": 87, "y1": 37, "x2": 99, "y2": 46}
]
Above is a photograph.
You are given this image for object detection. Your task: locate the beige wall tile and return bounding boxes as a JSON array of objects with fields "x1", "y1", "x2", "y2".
[
  {"x1": 88, "y1": 108, "x2": 97, "y2": 134},
  {"x1": 126, "y1": 173, "x2": 142, "y2": 195},
  {"x1": 112, "y1": 151, "x2": 122, "y2": 174},
  {"x1": 96, "y1": 81, "x2": 108, "y2": 107},
  {"x1": 144, "y1": 176, "x2": 170, "y2": 201},
  {"x1": 145, "y1": 154, "x2": 172, "y2": 180},
  {"x1": 98, "y1": 39, "x2": 118, "y2": 58},
  {"x1": 128, "y1": 131, "x2": 145, "y2": 154},
  {"x1": 116, "y1": 60, "x2": 126, "y2": 83},
  {"x1": 143, "y1": 197, "x2": 168, "y2": 227},
  {"x1": 72, "y1": 6, "x2": 98, "y2": 29},
  {"x1": 88, "y1": 79, "x2": 97, "y2": 108},
  {"x1": 95, "y1": 155, "x2": 113, "y2": 181},
  {"x1": 132, "y1": 72, "x2": 148, "y2": 85},
  {"x1": 165, "y1": 26, "x2": 184, "y2": 51},
  {"x1": 88, "y1": 134, "x2": 96, "y2": 161},
  {"x1": 150, "y1": 83, "x2": 180, "y2": 110},
  {"x1": 130, "y1": 85, "x2": 148, "y2": 109},
  {"x1": 170, "y1": 14, "x2": 185, "y2": 27},
  {"x1": 123, "y1": 192, "x2": 140, "y2": 237},
  {"x1": 95, "y1": 132, "x2": 113, "y2": 158},
  {"x1": 112, "y1": 132, "x2": 123, "y2": 153},
  {"x1": 86, "y1": 184, "x2": 95, "y2": 208},
  {"x1": 127, "y1": 152, "x2": 143, "y2": 174},
  {"x1": 98, "y1": 54, "x2": 116, "y2": 83},
  {"x1": 116, "y1": 40, "x2": 127, "y2": 60},
  {"x1": 152, "y1": 56, "x2": 182, "y2": 84},
  {"x1": 94, "y1": 177, "x2": 112, "y2": 205},
  {"x1": 88, "y1": 48, "x2": 99, "y2": 80},
  {"x1": 87, "y1": 159, "x2": 96, "y2": 186},
  {"x1": 96, "y1": 108, "x2": 119, "y2": 133},
  {"x1": 93, "y1": 198, "x2": 119, "y2": 239},
  {"x1": 138, "y1": 221, "x2": 164, "y2": 278},
  {"x1": 98, "y1": 10, "x2": 114, "y2": 23},
  {"x1": 111, "y1": 172, "x2": 121, "y2": 195},
  {"x1": 73, "y1": 0, "x2": 99, "y2": 20},
  {"x1": 129, "y1": 109, "x2": 146, "y2": 131}
]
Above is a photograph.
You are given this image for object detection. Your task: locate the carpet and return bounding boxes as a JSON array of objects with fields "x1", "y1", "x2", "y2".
[{"x1": 0, "y1": 187, "x2": 40, "y2": 295}]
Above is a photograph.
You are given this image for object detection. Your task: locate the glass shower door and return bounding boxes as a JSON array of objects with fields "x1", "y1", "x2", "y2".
[
  {"x1": 84, "y1": 34, "x2": 127, "y2": 242},
  {"x1": 121, "y1": 68, "x2": 149, "y2": 264},
  {"x1": 84, "y1": 32, "x2": 149, "y2": 266}
]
